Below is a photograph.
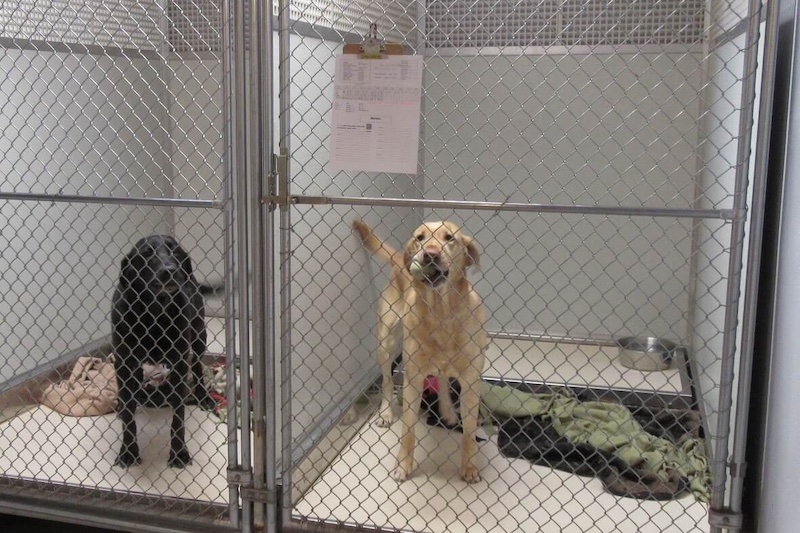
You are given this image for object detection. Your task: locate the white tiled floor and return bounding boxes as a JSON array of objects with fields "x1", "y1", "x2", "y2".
[
  {"x1": 294, "y1": 413, "x2": 708, "y2": 533},
  {"x1": 0, "y1": 319, "x2": 694, "y2": 531},
  {"x1": 0, "y1": 405, "x2": 230, "y2": 503},
  {"x1": 294, "y1": 336, "x2": 701, "y2": 533},
  {"x1": 0, "y1": 317, "x2": 238, "y2": 507}
]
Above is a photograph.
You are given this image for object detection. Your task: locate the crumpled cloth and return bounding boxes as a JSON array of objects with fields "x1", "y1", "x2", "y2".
[
  {"x1": 40, "y1": 355, "x2": 118, "y2": 417},
  {"x1": 484, "y1": 383, "x2": 711, "y2": 502},
  {"x1": 201, "y1": 361, "x2": 250, "y2": 427}
]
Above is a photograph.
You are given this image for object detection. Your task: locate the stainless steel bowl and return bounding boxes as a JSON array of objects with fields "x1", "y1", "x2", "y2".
[{"x1": 616, "y1": 336, "x2": 678, "y2": 372}]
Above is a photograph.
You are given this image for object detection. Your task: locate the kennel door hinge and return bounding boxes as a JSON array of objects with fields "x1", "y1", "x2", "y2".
[{"x1": 708, "y1": 508, "x2": 743, "y2": 529}]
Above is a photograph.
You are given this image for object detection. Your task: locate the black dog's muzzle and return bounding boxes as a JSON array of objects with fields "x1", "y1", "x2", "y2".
[{"x1": 155, "y1": 264, "x2": 186, "y2": 294}]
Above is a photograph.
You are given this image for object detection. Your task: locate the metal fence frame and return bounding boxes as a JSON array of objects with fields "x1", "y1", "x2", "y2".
[
  {"x1": 0, "y1": 1, "x2": 250, "y2": 531},
  {"x1": 261, "y1": 0, "x2": 776, "y2": 531},
  {"x1": 0, "y1": 0, "x2": 779, "y2": 530}
]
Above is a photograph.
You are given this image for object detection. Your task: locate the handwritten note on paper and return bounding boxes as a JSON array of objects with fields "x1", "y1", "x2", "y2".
[{"x1": 329, "y1": 54, "x2": 424, "y2": 174}]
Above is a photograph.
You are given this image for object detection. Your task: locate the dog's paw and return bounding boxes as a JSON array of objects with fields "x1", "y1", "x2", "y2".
[
  {"x1": 114, "y1": 444, "x2": 142, "y2": 468},
  {"x1": 351, "y1": 219, "x2": 369, "y2": 237},
  {"x1": 461, "y1": 464, "x2": 481, "y2": 484},
  {"x1": 390, "y1": 463, "x2": 412, "y2": 482},
  {"x1": 375, "y1": 410, "x2": 395, "y2": 428},
  {"x1": 168, "y1": 448, "x2": 193, "y2": 468}
]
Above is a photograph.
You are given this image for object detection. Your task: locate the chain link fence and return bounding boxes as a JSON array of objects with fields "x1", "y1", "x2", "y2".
[
  {"x1": 0, "y1": 1, "x2": 241, "y2": 530},
  {"x1": 279, "y1": 0, "x2": 764, "y2": 533},
  {"x1": 0, "y1": 0, "x2": 767, "y2": 532}
]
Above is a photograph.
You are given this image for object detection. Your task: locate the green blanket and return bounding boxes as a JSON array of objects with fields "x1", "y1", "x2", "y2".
[{"x1": 482, "y1": 383, "x2": 711, "y2": 502}]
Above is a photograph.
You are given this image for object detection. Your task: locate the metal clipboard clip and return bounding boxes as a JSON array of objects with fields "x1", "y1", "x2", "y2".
[
  {"x1": 360, "y1": 23, "x2": 385, "y2": 58},
  {"x1": 343, "y1": 22, "x2": 406, "y2": 58}
]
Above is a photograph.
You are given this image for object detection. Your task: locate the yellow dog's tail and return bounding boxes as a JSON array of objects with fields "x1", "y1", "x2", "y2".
[{"x1": 352, "y1": 220, "x2": 405, "y2": 270}]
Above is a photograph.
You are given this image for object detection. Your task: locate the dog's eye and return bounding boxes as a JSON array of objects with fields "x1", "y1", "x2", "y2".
[
  {"x1": 444, "y1": 234, "x2": 453, "y2": 242},
  {"x1": 416, "y1": 234, "x2": 425, "y2": 241}
]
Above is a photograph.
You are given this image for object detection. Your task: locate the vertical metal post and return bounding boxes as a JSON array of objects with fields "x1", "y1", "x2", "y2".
[
  {"x1": 709, "y1": 2, "x2": 764, "y2": 528},
  {"x1": 727, "y1": 0, "x2": 780, "y2": 517},
  {"x1": 262, "y1": 4, "x2": 278, "y2": 533},
  {"x1": 248, "y1": 0, "x2": 269, "y2": 527},
  {"x1": 234, "y1": 0, "x2": 253, "y2": 530},
  {"x1": 220, "y1": 0, "x2": 241, "y2": 527},
  {"x1": 277, "y1": 0, "x2": 294, "y2": 525}
]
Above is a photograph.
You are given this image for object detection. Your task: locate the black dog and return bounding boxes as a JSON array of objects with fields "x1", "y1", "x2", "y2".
[{"x1": 111, "y1": 235, "x2": 218, "y2": 468}]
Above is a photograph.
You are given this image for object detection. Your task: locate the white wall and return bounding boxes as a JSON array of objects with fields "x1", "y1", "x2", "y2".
[
  {"x1": 758, "y1": 186, "x2": 800, "y2": 525},
  {"x1": 141, "y1": 28, "x2": 423, "y2": 452},
  {"x1": 285, "y1": 34, "x2": 422, "y2": 452},
  {"x1": 692, "y1": 29, "x2": 755, "y2": 451},
  {"x1": 168, "y1": 55, "x2": 226, "y2": 288},
  {"x1": 421, "y1": 52, "x2": 703, "y2": 341},
  {"x1": 0, "y1": 49, "x2": 170, "y2": 384},
  {"x1": 0, "y1": 3, "x2": 420, "y2": 463},
  {"x1": 165, "y1": 30, "x2": 426, "y2": 451},
  {"x1": 757, "y1": 5, "x2": 800, "y2": 530}
]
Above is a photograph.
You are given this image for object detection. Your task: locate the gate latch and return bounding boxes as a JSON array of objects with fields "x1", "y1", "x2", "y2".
[
  {"x1": 240, "y1": 487, "x2": 278, "y2": 504},
  {"x1": 228, "y1": 468, "x2": 278, "y2": 504},
  {"x1": 227, "y1": 468, "x2": 253, "y2": 487}
]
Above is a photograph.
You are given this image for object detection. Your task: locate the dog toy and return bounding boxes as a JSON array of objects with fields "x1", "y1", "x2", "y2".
[
  {"x1": 409, "y1": 259, "x2": 436, "y2": 280},
  {"x1": 424, "y1": 375, "x2": 439, "y2": 394}
]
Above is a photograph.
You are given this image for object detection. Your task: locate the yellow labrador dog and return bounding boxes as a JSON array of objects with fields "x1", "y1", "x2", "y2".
[{"x1": 352, "y1": 219, "x2": 486, "y2": 483}]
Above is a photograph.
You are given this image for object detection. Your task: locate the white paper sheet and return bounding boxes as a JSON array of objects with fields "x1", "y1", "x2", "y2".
[{"x1": 329, "y1": 54, "x2": 424, "y2": 174}]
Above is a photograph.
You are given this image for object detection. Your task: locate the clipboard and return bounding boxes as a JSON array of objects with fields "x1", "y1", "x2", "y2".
[{"x1": 329, "y1": 23, "x2": 422, "y2": 174}]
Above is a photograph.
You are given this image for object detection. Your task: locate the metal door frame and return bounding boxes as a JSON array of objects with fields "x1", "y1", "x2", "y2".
[
  {"x1": 256, "y1": 0, "x2": 779, "y2": 531},
  {"x1": 0, "y1": 0, "x2": 252, "y2": 531}
]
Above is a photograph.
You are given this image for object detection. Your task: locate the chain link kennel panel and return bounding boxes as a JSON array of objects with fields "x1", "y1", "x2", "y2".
[
  {"x1": 0, "y1": 1, "x2": 246, "y2": 531},
  {"x1": 274, "y1": 0, "x2": 766, "y2": 532}
]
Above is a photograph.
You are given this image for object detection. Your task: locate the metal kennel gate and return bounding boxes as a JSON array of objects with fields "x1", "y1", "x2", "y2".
[
  {"x1": 0, "y1": 1, "x2": 255, "y2": 532},
  {"x1": 0, "y1": 0, "x2": 777, "y2": 532},
  {"x1": 261, "y1": 0, "x2": 776, "y2": 532}
]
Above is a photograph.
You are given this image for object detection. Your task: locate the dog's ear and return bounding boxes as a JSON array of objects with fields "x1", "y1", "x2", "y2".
[{"x1": 461, "y1": 234, "x2": 479, "y2": 268}]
